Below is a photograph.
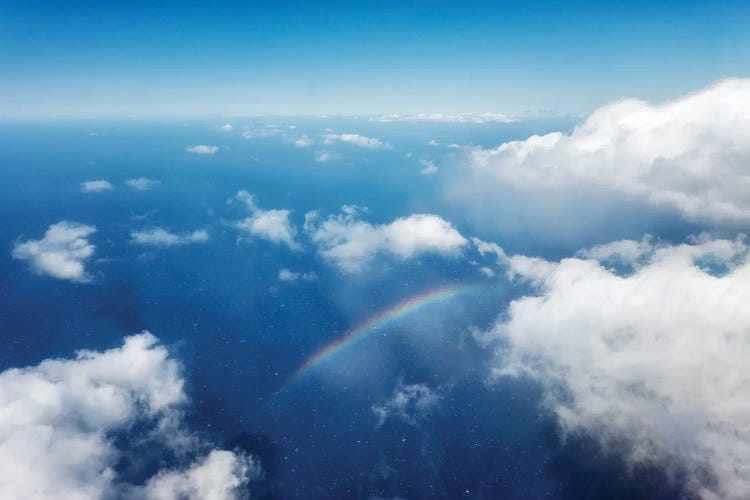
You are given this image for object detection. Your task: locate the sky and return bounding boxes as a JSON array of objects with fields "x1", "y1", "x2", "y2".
[{"x1": 2, "y1": 0, "x2": 750, "y2": 118}]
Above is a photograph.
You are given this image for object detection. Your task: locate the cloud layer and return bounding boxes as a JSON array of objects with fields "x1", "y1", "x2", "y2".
[
  {"x1": 466, "y1": 78, "x2": 750, "y2": 222},
  {"x1": 0, "y1": 332, "x2": 258, "y2": 499},
  {"x1": 488, "y1": 235, "x2": 750, "y2": 499},
  {"x1": 13, "y1": 221, "x2": 96, "y2": 282},
  {"x1": 305, "y1": 207, "x2": 467, "y2": 272}
]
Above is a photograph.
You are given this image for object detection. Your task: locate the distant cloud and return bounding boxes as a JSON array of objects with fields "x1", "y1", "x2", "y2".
[
  {"x1": 81, "y1": 180, "x2": 113, "y2": 192},
  {"x1": 293, "y1": 134, "x2": 314, "y2": 148},
  {"x1": 305, "y1": 208, "x2": 467, "y2": 272},
  {"x1": 427, "y1": 139, "x2": 439, "y2": 146},
  {"x1": 186, "y1": 145, "x2": 218, "y2": 154},
  {"x1": 323, "y1": 133, "x2": 389, "y2": 149},
  {"x1": 315, "y1": 151, "x2": 339, "y2": 163},
  {"x1": 242, "y1": 126, "x2": 284, "y2": 139},
  {"x1": 125, "y1": 177, "x2": 160, "y2": 191},
  {"x1": 371, "y1": 112, "x2": 515, "y2": 124},
  {"x1": 372, "y1": 381, "x2": 442, "y2": 429},
  {"x1": 12, "y1": 221, "x2": 96, "y2": 282},
  {"x1": 131, "y1": 228, "x2": 209, "y2": 247},
  {"x1": 419, "y1": 160, "x2": 438, "y2": 175},
  {"x1": 465, "y1": 78, "x2": 750, "y2": 223},
  {"x1": 234, "y1": 190, "x2": 298, "y2": 248},
  {"x1": 485, "y1": 235, "x2": 750, "y2": 499},
  {"x1": 0, "y1": 332, "x2": 260, "y2": 499},
  {"x1": 219, "y1": 123, "x2": 234, "y2": 131},
  {"x1": 479, "y1": 266, "x2": 495, "y2": 277},
  {"x1": 278, "y1": 268, "x2": 317, "y2": 282}
]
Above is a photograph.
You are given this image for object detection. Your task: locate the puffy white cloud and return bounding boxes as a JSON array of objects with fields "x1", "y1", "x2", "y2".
[
  {"x1": 0, "y1": 332, "x2": 259, "y2": 499},
  {"x1": 419, "y1": 160, "x2": 438, "y2": 175},
  {"x1": 81, "y1": 180, "x2": 113, "y2": 192},
  {"x1": 293, "y1": 135, "x2": 313, "y2": 148},
  {"x1": 305, "y1": 209, "x2": 467, "y2": 272},
  {"x1": 372, "y1": 381, "x2": 442, "y2": 429},
  {"x1": 233, "y1": 190, "x2": 298, "y2": 248},
  {"x1": 186, "y1": 145, "x2": 219, "y2": 155},
  {"x1": 12, "y1": 221, "x2": 96, "y2": 282},
  {"x1": 323, "y1": 133, "x2": 388, "y2": 149},
  {"x1": 125, "y1": 177, "x2": 160, "y2": 191},
  {"x1": 487, "y1": 235, "x2": 750, "y2": 499},
  {"x1": 131, "y1": 228, "x2": 209, "y2": 247},
  {"x1": 371, "y1": 112, "x2": 515, "y2": 124},
  {"x1": 145, "y1": 449, "x2": 260, "y2": 500},
  {"x1": 466, "y1": 78, "x2": 750, "y2": 222},
  {"x1": 278, "y1": 269, "x2": 317, "y2": 282}
]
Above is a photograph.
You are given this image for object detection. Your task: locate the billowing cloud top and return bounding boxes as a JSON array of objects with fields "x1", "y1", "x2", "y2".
[
  {"x1": 12, "y1": 221, "x2": 96, "y2": 282},
  {"x1": 487, "y1": 235, "x2": 750, "y2": 499},
  {"x1": 466, "y1": 78, "x2": 750, "y2": 222},
  {"x1": 305, "y1": 208, "x2": 467, "y2": 272}
]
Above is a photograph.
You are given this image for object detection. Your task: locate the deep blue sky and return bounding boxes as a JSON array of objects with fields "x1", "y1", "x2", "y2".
[{"x1": 2, "y1": 0, "x2": 749, "y2": 118}]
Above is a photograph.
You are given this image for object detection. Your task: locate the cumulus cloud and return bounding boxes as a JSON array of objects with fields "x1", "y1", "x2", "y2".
[
  {"x1": 314, "y1": 151, "x2": 339, "y2": 163},
  {"x1": 323, "y1": 133, "x2": 388, "y2": 149},
  {"x1": 371, "y1": 112, "x2": 515, "y2": 124},
  {"x1": 186, "y1": 145, "x2": 218, "y2": 155},
  {"x1": 466, "y1": 78, "x2": 750, "y2": 222},
  {"x1": 81, "y1": 180, "x2": 113, "y2": 192},
  {"x1": 219, "y1": 124, "x2": 234, "y2": 131},
  {"x1": 0, "y1": 332, "x2": 259, "y2": 499},
  {"x1": 131, "y1": 228, "x2": 209, "y2": 247},
  {"x1": 233, "y1": 190, "x2": 298, "y2": 248},
  {"x1": 487, "y1": 235, "x2": 750, "y2": 499},
  {"x1": 293, "y1": 135, "x2": 314, "y2": 148},
  {"x1": 12, "y1": 221, "x2": 96, "y2": 282},
  {"x1": 419, "y1": 160, "x2": 438, "y2": 175},
  {"x1": 305, "y1": 208, "x2": 467, "y2": 272},
  {"x1": 372, "y1": 381, "x2": 442, "y2": 429},
  {"x1": 125, "y1": 177, "x2": 160, "y2": 191},
  {"x1": 278, "y1": 269, "x2": 317, "y2": 282}
]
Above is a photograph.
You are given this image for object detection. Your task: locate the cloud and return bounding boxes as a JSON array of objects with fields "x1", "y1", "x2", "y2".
[
  {"x1": 186, "y1": 145, "x2": 218, "y2": 154},
  {"x1": 419, "y1": 160, "x2": 438, "y2": 175},
  {"x1": 486, "y1": 234, "x2": 750, "y2": 499},
  {"x1": 219, "y1": 124, "x2": 234, "y2": 131},
  {"x1": 293, "y1": 135, "x2": 314, "y2": 148},
  {"x1": 81, "y1": 180, "x2": 113, "y2": 192},
  {"x1": 427, "y1": 139, "x2": 439, "y2": 146},
  {"x1": 465, "y1": 78, "x2": 750, "y2": 222},
  {"x1": 241, "y1": 126, "x2": 284, "y2": 139},
  {"x1": 323, "y1": 133, "x2": 388, "y2": 149},
  {"x1": 233, "y1": 190, "x2": 298, "y2": 248},
  {"x1": 0, "y1": 332, "x2": 259, "y2": 499},
  {"x1": 371, "y1": 112, "x2": 515, "y2": 124},
  {"x1": 372, "y1": 381, "x2": 442, "y2": 429},
  {"x1": 314, "y1": 151, "x2": 339, "y2": 163},
  {"x1": 12, "y1": 221, "x2": 96, "y2": 282},
  {"x1": 125, "y1": 177, "x2": 160, "y2": 191},
  {"x1": 305, "y1": 208, "x2": 467, "y2": 272},
  {"x1": 131, "y1": 228, "x2": 209, "y2": 247},
  {"x1": 278, "y1": 269, "x2": 317, "y2": 282}
]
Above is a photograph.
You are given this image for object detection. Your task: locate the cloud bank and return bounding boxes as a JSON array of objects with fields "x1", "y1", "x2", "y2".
[
  {"x1": 0, "y1": 332, "x2": 259, "y2": 499},
  {"x1": 12, "y1": 221, "x2": 96, "y2": 282},
  {"x1": 465, "y1": 78, "x2": 750, "y2": 222},
  {"x1": 487, "y1": 235, "x2": 750, "y2": 499},
  {"x1": 305, "y1": 207, "x2": 467, "y2": 272}
]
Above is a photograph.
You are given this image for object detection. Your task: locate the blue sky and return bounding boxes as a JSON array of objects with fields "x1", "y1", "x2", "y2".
[{"x1": 2, "y1": 0, "x2": 749, "y2": 118}]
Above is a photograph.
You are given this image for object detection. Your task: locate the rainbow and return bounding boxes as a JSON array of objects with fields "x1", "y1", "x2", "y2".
[{"x1": 285, "y1": 283, "x2": 475, "y2": 386}]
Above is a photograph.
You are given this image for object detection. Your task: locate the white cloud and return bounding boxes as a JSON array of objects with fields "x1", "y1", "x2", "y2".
[
  {"x1": 125, "y1": 177, "x2": 160, "y2": 191},
  {"x1": 427, "y1": 139, "x2": 439, "y2": 146},
  {"x1": 81, "y1": 180, "x2": 113, "y2": 192},
  {"x1": 145, "y1": 449, "x2": 260, "y2": 500},
  {"x1": 479, "y1": 266, "x2": 495, "y2": 277},
  {"x1": 219, "y1": 124, "x2": 233, "y2": 131},
  {"x1": 305, "y1": 209, "x2": 467, "y2": 272},
  {"x1": 186, "y1": 145, "x2": 218, "y2": 155},
  {"x1": 487, "y1": 235, "x2": 750, "y2": 499},
  {"x1": 0, "y1": 332, "x2": 259, "y2": 499},
  {"x1": 323, "y1": 133, "x2": 388, "y2": 149},
  {"x1": 314, "y1": 151, "x2": 339, "y2": 163},
  {"x1": 12, "y1": 221, "x2": 96, "y2": 282},
  {"x1": 234, "y1": 190, "x2": 298, "y2": 248},
  {"x1": 419, "y1": 160, "x2": 438, "y2": 175},
  {"x1": 372, "y1": 381, "x2": 442, "y2": 429},
  {"x1": 131, "y1": 228, "x2": 209, "y2": 247},
  {"x1": 371, "y1": 112, "x2": 515, "y2": 124},
  {"x1": 293, "y1": 135, "x2": 313, "y2": 148},
  {"x1": 278, "y1": 269, "x2": 317, "y2": 282},
  {"x1": 466, "y1": 78, "x2": 750, "y2": 222},
  {"x1": 241, "y1": 126, "x2": 283, "y2": 139}
]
